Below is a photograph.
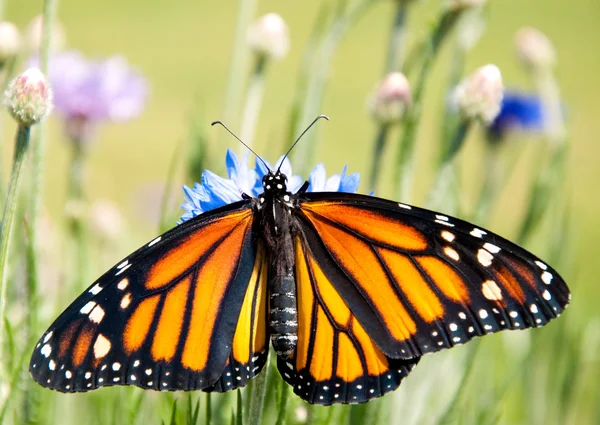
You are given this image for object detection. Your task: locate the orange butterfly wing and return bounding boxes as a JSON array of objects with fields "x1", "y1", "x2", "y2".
[
  {"x1": 294, "y1": 193, "x2": 570, "y2": 360},
  {"x1": 30, "y1": 202, "x2": 268, "y2": 393},
  {"x1": 276, "y1": 235, "x2": 418, "y2": 405}
]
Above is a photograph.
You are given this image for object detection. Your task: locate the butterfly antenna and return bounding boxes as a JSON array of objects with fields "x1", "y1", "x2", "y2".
[
  {"x1": 277, "y1": 114, "x2": 330, "y2": 173},
  {"x1": 211, "y1": 120, "x2": 270, "y2": 171}
]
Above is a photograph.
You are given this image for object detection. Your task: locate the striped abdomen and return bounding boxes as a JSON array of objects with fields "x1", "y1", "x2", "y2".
[{"x1": 270, "y1": 267, "x2": 298, "y2": 357}]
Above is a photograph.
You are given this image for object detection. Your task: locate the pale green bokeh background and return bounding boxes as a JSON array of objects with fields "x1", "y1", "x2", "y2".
[{"x1": 4, "y1": 0, "x2": 600, "y2": 423}]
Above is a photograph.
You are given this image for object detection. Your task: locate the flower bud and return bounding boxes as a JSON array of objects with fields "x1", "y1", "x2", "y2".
[
  {"x1": 24, "y1": 15, "x2": 66, "y2": 53},
  {"x1": 0, "y1": 22, "x2": 21, "y2": 63},
  {"x1": 247, "y1": 13, "x2": 289, "y2": 60},
  {"x1": 4, "y1": 67, "x2": 53, "y2": 127},
  {"x1": 515, "y1": 27, "x2": 556, "y2": 70},
  {"x1": 446, "y1": 0, "x2": 487, "y2": 11},
  {"x1": 453, "y1": 64, "x2": 503, "y2": 124},
  {"x1": 89, "y1": 200, "x2": 123, "y2": 242},
  {"x1": 368, "y1": 72, "x2": 412, "y2": 124}
]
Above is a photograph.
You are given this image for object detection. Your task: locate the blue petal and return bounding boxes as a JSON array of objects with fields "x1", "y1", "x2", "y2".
[
  {"x1": 488, "y1": 92, "x2": 544, "y2": 139},
  {"x1": 308, "y1": 163, "x2": 327, "y2": 192}
]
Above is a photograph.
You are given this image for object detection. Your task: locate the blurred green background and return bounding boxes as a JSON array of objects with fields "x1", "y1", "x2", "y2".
[{"x1": 4, "y1": 0, "x2": 600, "y2": 424}]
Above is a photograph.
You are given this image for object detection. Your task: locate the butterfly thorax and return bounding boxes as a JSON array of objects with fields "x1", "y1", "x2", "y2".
[{"x1": 257, "y1": 171, "x2": 299, "y2": 357}]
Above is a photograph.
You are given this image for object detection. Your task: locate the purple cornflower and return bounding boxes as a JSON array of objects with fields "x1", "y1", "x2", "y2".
[
  {"x1": 33, "y1": 50, "x2": 148, "y2": 142},
  {"x1": 180, "y1": 150, "x2": 361, "y2": 222}
]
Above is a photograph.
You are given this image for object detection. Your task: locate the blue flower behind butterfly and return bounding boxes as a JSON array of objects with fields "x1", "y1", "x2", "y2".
[
  {"x1": 487, "y1": 92, "x2": 544, "y2": 140},
  {"x1": 180, "y1": 149, "x2": 361, "y2": 222}
]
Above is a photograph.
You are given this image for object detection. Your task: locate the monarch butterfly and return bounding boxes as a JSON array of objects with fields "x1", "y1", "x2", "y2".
[{"x1": 30, "y1": 116, "x2": 570, "y2": 405}]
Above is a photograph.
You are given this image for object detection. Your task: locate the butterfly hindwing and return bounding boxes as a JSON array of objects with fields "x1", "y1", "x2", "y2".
[
  {"x1": 276, "y1": 235, "x2": 419, "y2": 405},
  {"x1": 30, "y1": 201, "x2": 269, "y2": 393},
  {"x1": 297, "y1": 192, "x2": 570, "y2": 360}
]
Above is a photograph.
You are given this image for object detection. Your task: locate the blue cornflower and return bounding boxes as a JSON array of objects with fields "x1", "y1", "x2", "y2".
[
  {"x1": 180, "y1": 149, "x2": 361, "y2": 222},
  {"x1": 487, "y1": 92, "x2": 544, "y2": 140}
]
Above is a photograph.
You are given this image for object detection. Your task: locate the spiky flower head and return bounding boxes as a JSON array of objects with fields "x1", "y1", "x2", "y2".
[
  {"x1": 4, "y1": 67, "x2": 53, "y2": 127},
  {"x1": 0, "y1": 22, "x2": 21, "y2": 63},
  {"x1": 247, "y1": 13, "x2": 290, "y2": 60},
  {"x1": 515, "y1": 27, "x2": 556, "y2": 71},
  {"x1": 368, "y1": 72, "x2": 412, "y2": 124},
  {"x1": 453, "y1": 64, "x2": 503, "y2": 124}
]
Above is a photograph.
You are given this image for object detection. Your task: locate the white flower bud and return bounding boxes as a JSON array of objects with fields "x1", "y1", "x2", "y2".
[
  {"x1": 515, "y1": 27, "x2": 556, "y2": 70},
  {"x1": 89, "y1": 200, "x2": 123, "y2": 242},
  {"x1": 446, "y1": 0, "x2": 487, "y2": 11},
  {"x1": 24, "y1": 15, "x2": 66, "y2": 53},
  {"x1": 0, "y1": 22, "x2": 21, "y2": 62},
  {"x1": 368, "y1": 72, "x2": 412, "y2": 124},
  {"x1": 4, "y1": 67, "x2": 53, "y2": 127},
  {"x1": 453, "y1": 64, "x2": 503, "y2": 124},
  {"x1": 247, "y1": 13, "x2": 289, "y2": 60}
]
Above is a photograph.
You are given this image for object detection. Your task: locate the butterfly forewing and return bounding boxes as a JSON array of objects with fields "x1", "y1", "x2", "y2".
[
  {"x1": 297, "y1": 192, "x2": 570, "y2": 359},
  {"x1": 30, "y1": 201, "x2": 269, "y2": 393}
]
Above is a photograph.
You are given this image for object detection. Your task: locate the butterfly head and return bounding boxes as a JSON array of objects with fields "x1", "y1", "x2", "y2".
[{"x1": 262, "y1": 171, "x2": 288, "y2": 196}]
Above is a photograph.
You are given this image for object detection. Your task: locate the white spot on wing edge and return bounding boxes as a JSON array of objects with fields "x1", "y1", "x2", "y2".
[
  {"x1": 148, "y1": 236, "x2": 162, "y2": 247},
  {"x1": 41, "y1": 344, "x2": 52, "y2": 357},
  {"x1": 398, "y1": 203, "x2": 412, "y2": 210},
  {"x1": 43, "y1": 331, "x2": 53, "y2": 343},
  {"x1": 483, "y1": 243, "x2": 501, "y2": 253},
  {"x1": 117, "y1": 260, "x2": 129, "y2": 269},
  {"x1": 543, "y1": 290, "x2": 552, "y2": 300},
  {"x1": 541, "y1": 271, "x2": 553, "y2": 285},
  {"x1": 89, "y1": 283, "x2": 102, "y2": 295},
  {"x1": 470, "y1": 228, "x2": 487, "y2": 238},
  {"x1": 116, "y1": 263, "x2": 131, "y2": 276},
  {"x1": 80, "y1": 301, "x2": 96, "y2": 314},
  {"x1": 436, "y1": 220, "x2": 455, "y2": 227},
  {"x1": 435, "y1": 214, "x2": 449, "y2": 221},
  {"x1": 535, "y1": 260, "x2": 548, "y2": 270}
]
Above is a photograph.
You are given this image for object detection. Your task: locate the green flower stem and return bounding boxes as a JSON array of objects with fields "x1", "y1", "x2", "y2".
[
  {"x1": 367, "y1": 1, "x2": 411, "y2": 191},
  {"x1": 292, "y1": 0, "x2": 376, "y2": 175},
  {"x1": 0, "y1": 125, "x2": 32, "y2": 374},
  {"x1": 222, "y1": 0, "x2": 258, "y2": 131},
  {"x1": 274, "y1": 379, "x2": 289, "y2": 425},
  {"x1": 67, "y1": 141, "x2": 89, "y2": 290},
  {"x1": 518, "y1": 68, "x2": 568, "y2": 244},
  {"x1": 472, "y1": 143, "x2": 502, "y2": 224},
  {"x1": 239, "y1": 55, "x2": 267, "y2": 152},
  {"x1": 394, "y1": 10, "x2": 461, "y2": 202},
  {"x1": 246, "y1": 355, "x2": 270, "y2": 425},
  {"x1": 425, "y1": 120, "x2": 470, "y2": 211},
  {"x1": 385, "y1": 1, "x2": 409, "y2": 73},
  {"x1": 368, "y1": 124, "x2": 390, "y2": 190}
]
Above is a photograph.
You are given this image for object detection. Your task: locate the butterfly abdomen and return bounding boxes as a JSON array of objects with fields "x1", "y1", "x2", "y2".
[{"x1": 270, "y1": 266, "x2": 298, "y2": 357}]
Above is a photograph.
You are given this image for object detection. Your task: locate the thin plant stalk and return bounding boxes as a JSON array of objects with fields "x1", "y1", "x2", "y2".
[
  {"x1": 425, "y1": 120, "x2": 470, "y2": 211},
  {"x1": 368, "y1": 0, "x2": 410, "y2": 190},
  {"x1": 368, "y1": 124, "x2": 390, "y2": 190},
  {"x1": 239, "y1": 55, "x2": 267, "y2": 152},
  {"x1": 274, "y1": 379, "x2": 290, "y2": 425},
  {"x1": 222, "y1": 0, "x2": 258, "y2": 131},
  {"x1": 394, "y1": 11, "x2": 461, "y2": 202},
  {"x1": 292, "y1": 0, "x2": 376, "y2": 175},
  {"x1": 0, "y1": 126, "x2": 32, "y2": 379},
  {"x1": 24, "y1": 1, "x2": 58, "y2": 421},
  {"x1": 67, "y1": 141, "x2": 89, "y2": 291},
  {"x1": 384, "y1": 0, "x2": 409, "y2": 73},
  {"x1": 246, "y1": 356, "x2": 270, "y2": 425}
]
